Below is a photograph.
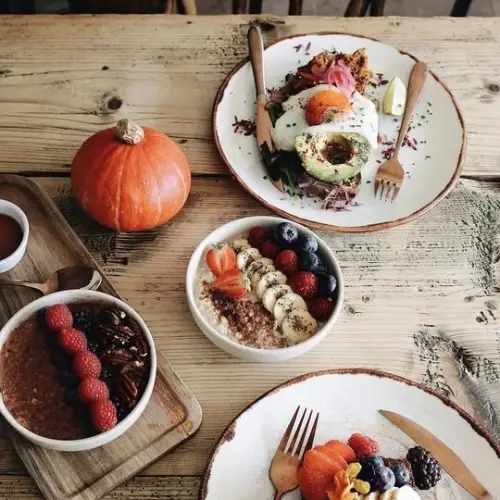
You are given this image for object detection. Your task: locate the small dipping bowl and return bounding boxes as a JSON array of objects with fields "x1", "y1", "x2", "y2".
[{"x1": 0, "y1": 200, "x2": 29, "y2": 274}]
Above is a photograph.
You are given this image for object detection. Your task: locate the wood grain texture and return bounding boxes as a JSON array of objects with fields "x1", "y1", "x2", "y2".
[
  {"x1": 1, "y1": 175, "x2": 499, "y2": 491},
  {"x1": 0, "y1": 475, "x2": 200, "y2": 499},
  {"x1": 0, "y1": 175, "x2": 202, "y2": 500},
  {"x1": 0, "y1": 16, "x2": 499, "y2": 176}
]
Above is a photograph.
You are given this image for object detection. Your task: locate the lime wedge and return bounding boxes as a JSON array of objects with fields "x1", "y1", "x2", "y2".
[{"x1": 383, "y1": 76, "x2": 407, "y2": 116}]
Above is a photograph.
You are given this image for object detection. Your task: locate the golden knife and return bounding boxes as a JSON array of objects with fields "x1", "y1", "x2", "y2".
[
  {"x1": 247, "y1": 23, "x2": 283, "y2": 192},
  {"x1": 379, "y1": 410, "x2": 491, "y2": 499}
]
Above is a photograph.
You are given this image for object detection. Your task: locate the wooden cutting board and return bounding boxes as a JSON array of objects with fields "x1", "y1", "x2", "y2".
[{"x1": 0, "y1": 174, "x2": 203, "y2": 500}]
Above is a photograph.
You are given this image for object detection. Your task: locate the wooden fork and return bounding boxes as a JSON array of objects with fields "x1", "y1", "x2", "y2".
[
  {"x1": 269, "y1": 406, "x2": 319, "y2": 500},
  {"x1": 374, "y1": 61, "x2": 428, "y2": 202}
]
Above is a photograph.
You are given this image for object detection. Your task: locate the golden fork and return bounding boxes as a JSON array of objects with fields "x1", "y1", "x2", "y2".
[
  {"x1": 269, "y1": 406, "x2": 319, "y2": 500},
  {"x1": 374, "y1": 61, "x2": 428, "y2": 202}
]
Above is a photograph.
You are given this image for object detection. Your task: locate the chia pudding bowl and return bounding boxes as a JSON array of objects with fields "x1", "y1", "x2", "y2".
[
  {"x1": 186, "y1": 216, "x2": 344, "y2": 362},
  {"x1": 0, "y1": 290, "x2": 157, "y2": 452}
]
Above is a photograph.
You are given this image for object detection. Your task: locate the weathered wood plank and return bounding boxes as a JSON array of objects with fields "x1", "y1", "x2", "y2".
[
  {"x1": 0, "y1": 16, "x2": 499, "y2": 175},
  {"x1": 1, "y1": 176, "x2": 500, "y2": 478},
  {"x1": 0, "y1": 475, "x2": 200, "y2": 499}
]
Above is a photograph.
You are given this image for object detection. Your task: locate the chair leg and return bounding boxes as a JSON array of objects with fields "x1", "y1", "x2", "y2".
[
  {"x1": 233, "y1": 0, "x2": 248, "y2": 14},
  {"x1": 345, "y1": 0, "x2": 371, "y2": 16},
  {"x1": 288, "y1": 0, "x2": 303, "y2": 15},
  {"x1": 450, "y1": 0, "x2": 473, "y2": 16},
  {"x1": 177, "y1": 0, "x2": 197, "y2": 14},
  {"x1": 249, "y1": 0, "x2": 263, "y2": 13},
  {"x1": 369, "y1": 0, "x2": 385, "y2": 16}
]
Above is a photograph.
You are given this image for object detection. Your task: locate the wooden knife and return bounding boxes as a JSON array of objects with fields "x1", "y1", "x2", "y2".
[
  {"x1": 247, "y1": 23, "x2": 283, "y2": 192},
  {"x1": 379, "y1": 410, "x2": 491, "y2": 499}
]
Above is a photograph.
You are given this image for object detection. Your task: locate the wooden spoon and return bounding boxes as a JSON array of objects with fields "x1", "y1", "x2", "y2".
[{"x1": 0, "y1": 265, "x2": 102, "y2": 296}]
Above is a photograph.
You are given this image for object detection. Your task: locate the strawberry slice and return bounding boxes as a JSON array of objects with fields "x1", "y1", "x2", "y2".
[
  {"x1": 214, "y1": 268, "x2": 248, "y2": 299},
  {"x1": 206, "y1": 245, "x2": 237, "y2": 277},
  {"x1": 324, "y1": 440, "x2": 356, "y2": 463}
]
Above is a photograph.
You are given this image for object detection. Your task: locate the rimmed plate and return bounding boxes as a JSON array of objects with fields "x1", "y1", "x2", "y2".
[
  {"x1": 213, "y1": 33, "x2": 466, "y2": 232},
  {"x1": 199, "y1": 369, "x2": 500, "y2": 499}
]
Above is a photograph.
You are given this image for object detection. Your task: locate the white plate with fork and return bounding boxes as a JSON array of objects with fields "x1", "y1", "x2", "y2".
[
  {"x1": 199, "y1": 370, "x2": 500, "y2": 499},
  {"x1": 212, "y1": 33, "x2": 466, "y2": 232}
]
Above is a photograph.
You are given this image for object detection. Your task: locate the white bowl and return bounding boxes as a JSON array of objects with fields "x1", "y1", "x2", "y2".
[
  {"x1": 0, "y1": 290, "x2": 157, "y2": 452},
  {"x1": 0, "y1": 200, "x2": 29, "y2": 274},
  {"x1": 186, "y1": 216, "x2": 344, "y2": 362}
]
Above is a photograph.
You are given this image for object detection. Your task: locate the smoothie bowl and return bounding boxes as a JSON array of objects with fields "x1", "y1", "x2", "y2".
[
  {"x1": 0, "y1": 290, "x2": 157, "y2": 451},
  {"x1": 186, "y1": 216, "x2": 344, "y2": 362}
]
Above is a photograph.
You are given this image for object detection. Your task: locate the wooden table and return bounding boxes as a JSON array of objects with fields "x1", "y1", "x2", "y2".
[{"x1": 0, "y1": 13, "x2": 500, "y2": 499}]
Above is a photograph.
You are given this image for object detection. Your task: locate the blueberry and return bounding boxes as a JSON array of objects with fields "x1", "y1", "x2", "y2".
[
  {"x1": 365, "y1": 456, "x2": 385, "y2": 469},
  {"x1": 375, "y1": 467, "x2": 396, "y2": 492},
  {"x1": 274, "y1": 223, "x2": 299, "y2": 248},
  {"x1": 392, "y1": 464, "x2": 411, "y2": 487},
  {"x1": 50, "y1": 346, "x2": 71, "y2": 371},
  {"x1": 59, "y1": 369, "x2": 79, "y2": 389},
  {"x1": 299, "y1": 252, "x2": 324, "y2": 274},
  {"x1": 318, "y1": 274, "x2": 337, "y2": 298},
  {"x1": 45, "y1": 330, "x2": 59, "y2": 350},
  {"x1": 294, "y1": 234, "x2": 318, "y2": 253}
]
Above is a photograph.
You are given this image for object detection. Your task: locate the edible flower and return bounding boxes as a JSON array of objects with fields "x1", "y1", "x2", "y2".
[{"x1": 326, "y1": 462, "x2": 370, "y2": 500}]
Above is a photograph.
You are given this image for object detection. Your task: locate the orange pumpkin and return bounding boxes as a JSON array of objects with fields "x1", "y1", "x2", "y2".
[{"x1": 71, "y1": 118, "x2": 191, "y2": 232}]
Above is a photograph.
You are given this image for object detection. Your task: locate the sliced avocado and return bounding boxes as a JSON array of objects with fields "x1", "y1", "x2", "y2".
[{"x1": 294, "y1": 132, "x2": 371, "y2": 183}]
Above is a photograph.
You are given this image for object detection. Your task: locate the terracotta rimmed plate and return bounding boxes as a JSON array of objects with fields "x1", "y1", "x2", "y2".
[
  {"x1": 199, "y1": 369, "x2": 500, "y2": 499},
  {"x1": 213, "y1": 33, "x2": 466, "y2": 232}
]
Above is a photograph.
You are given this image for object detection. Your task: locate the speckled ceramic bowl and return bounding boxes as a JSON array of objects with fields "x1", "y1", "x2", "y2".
[{"x1": 186, "y1": 216, "x2": 344, "y2": 362}]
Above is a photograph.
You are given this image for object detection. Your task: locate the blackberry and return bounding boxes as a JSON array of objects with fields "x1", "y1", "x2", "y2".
[
  {"x1": 407, "y1": 446, "x2": 442, "y2": 490},
  {"x1": 50, "y1": 346, "x2": 71, "y2": 371},
  {"x1": 111, "y1": 396, "x2": 130, "y2": 422},
  {"x1": 59, "y1": 369, "x2": 80, "y2": 390},
  {"x1": 87, "y1": 338, "x2": 101, "y2": 355},
  {"x1": 36, "y1": 308, "x2": 49, "y2": 330},
  {"x1": 73, "y1": 311, "x2": 93, "y2": 336},
  {"x1": 63, "y1": 389, "x2": 80, "y2": 407}
]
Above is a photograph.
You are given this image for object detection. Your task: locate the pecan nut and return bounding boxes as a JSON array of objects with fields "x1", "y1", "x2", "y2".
[{"x1": 101, "y1": 348, "x2": 134, "y2": 365}]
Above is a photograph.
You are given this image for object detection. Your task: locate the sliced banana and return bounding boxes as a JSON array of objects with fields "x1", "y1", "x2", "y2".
[
  {"x1": 282, "y1": 309, "x2": 318, "y2": 345},
  {"x1": 236, "y1": 248, "x2": 262, "y2": 271},
  {"x1": 230, "y1": 238, "x2": 251, "y2": 253},
  {"x1": 256, "y1": 271, "x2": 287, "y2": 299},
  {"x1": 250, "y1": 264, "x2": 276, "y2": 288},
  {"x1": 273, "y1": 293, "x2": 307, "y2": 325},
  {"x1": 262, "y1": 284, "x2": 292, "y2": 313},
  {"x1": 245, "y1": 258, "x2": 274, "y2": 280}
]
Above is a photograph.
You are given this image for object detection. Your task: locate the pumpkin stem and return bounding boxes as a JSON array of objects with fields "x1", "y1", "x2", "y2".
[{"x1": 116, "y1": 118, "x2": 144, "y2": 145}]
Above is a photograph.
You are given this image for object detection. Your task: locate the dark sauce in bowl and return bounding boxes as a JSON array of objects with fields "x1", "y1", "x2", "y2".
[{"x1": 0, "y1": 214, "x2": 23, "y2": 260}]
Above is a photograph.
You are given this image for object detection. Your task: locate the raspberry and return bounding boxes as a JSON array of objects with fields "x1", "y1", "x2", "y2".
[
  {"x1": 73, "y1": 351, "x2": 102, "y2": 379},
  {"x1": 90, "y1": 399, "x2": 118, "y2": 433},
  {"x1": 348, "y1": 433, "x2": 380, "y2": 459},
  {"x1": 45, "y1": 305, "x2": 73, "y2": 332},
  {"x1": 259, "y1": 239, "x2": 280, "y2": 259},
  {"x1": 289, "y1": 271, "x2": 318, "y2": 300},
  {"x1": 274, "y1": 250, "x2": 299, "y2": 276},
  {"x1": 78, "y1": 377, "x2": 110, "y2": 404},
  {"x1": 248, "y1": 226, "x2": 267, "y2": 247},
  {"x1": 309, "y1": 297, "x2": 334, "y2": 321},
  {"x1": 58, "y1": 327, "x2": 87, "y2": 356}
]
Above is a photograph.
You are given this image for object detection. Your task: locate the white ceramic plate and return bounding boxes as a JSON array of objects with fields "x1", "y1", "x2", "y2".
[
  {"x1": 199, "y1": 370, "x2": 500, "y2": 499},
  {"x1": 213, "y1": 33, "x2": 466, "y2": 232}
]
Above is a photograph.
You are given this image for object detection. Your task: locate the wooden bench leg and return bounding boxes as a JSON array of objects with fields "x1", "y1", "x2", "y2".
[
  {"x1": 345, "y1": 0, "x2": 371, "y2": 16},
  {"x1": 249, "y1": 0, "x2": 263, "y2": 13},
  {"x1": 450, "y1": 0, "x2": 473, "y2": 16}
]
